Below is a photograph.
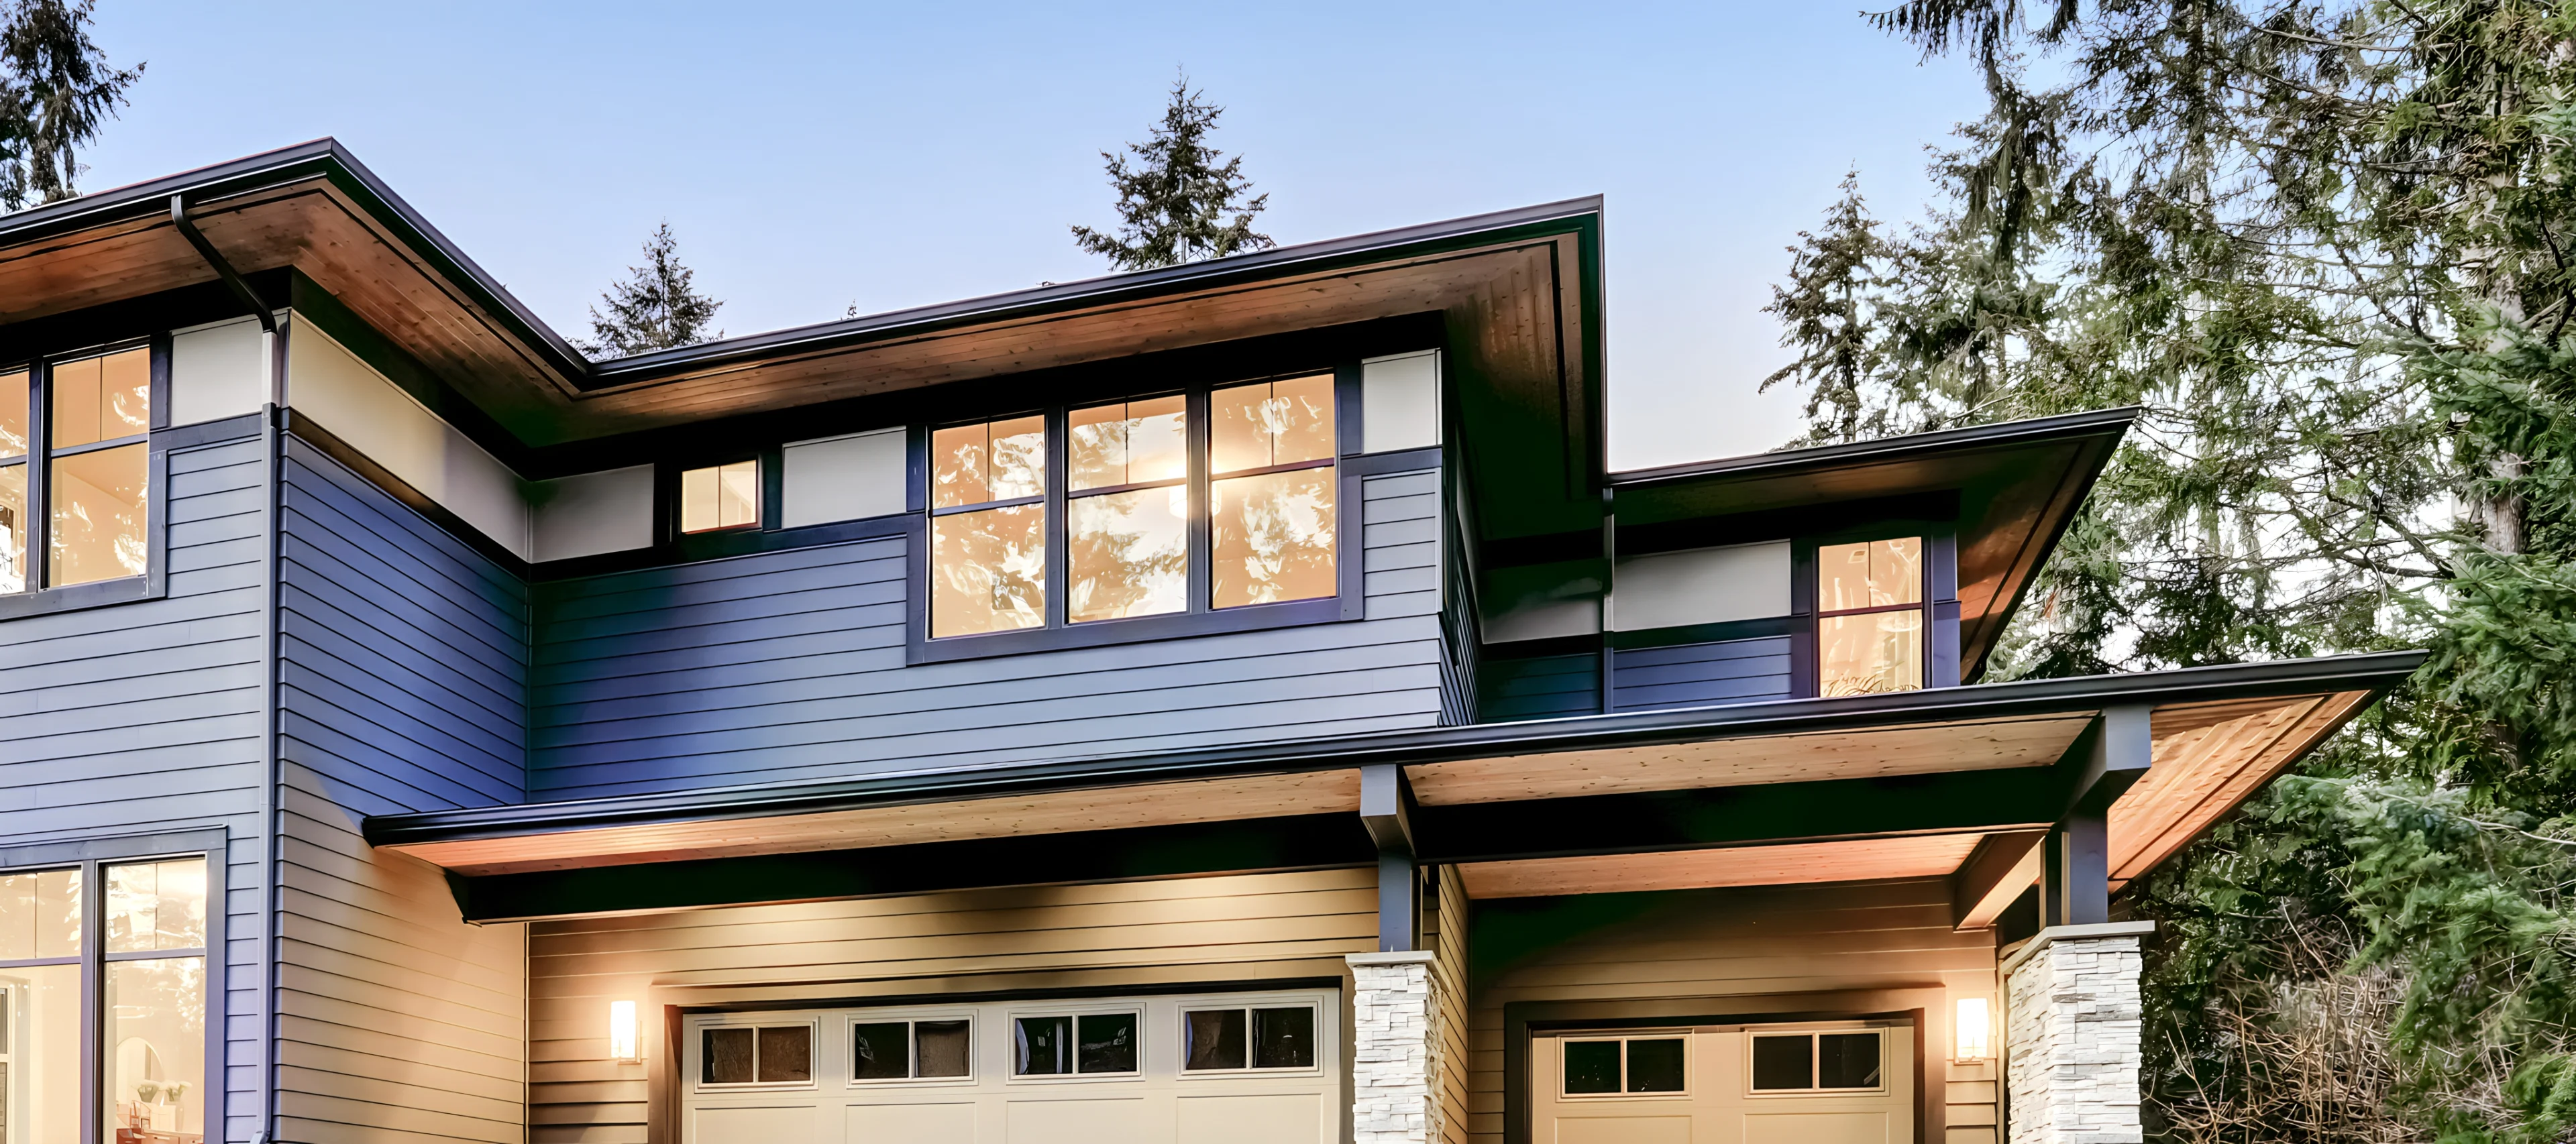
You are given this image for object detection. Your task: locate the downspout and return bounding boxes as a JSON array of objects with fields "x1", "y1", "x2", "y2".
[{"x1": 172, "y1": 192, "x2": 285, "y2": 1144}]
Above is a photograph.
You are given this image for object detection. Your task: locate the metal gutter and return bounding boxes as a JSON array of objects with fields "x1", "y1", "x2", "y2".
[
  {"x1": 362, "y1": 650, "x2": 2426, "y2": 849},
  {"x1": 1605, "y1": 406, "x2": 2141, "y2": 489}
]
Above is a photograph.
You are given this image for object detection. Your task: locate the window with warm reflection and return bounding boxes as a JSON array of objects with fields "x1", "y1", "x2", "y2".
[
  {"x1": 678, "y1": 459, "x2": 760, "y2": 533},
  {"x1": 1815, "y1": 537, "x2": 1924, "y2": 696},
  {"x1": 1, "y1": 854, "x2": 209, "y2": 1144},
  {"x1": 930, "y1": 416, "x2": 1049, "y2": 637},
  {"x1": 927, "y1": 374, "x2": 1342, "y2": 645}
]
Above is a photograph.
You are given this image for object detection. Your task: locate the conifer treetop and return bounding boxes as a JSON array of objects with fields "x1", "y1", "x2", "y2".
[
  {"x1": 1071, "y1": 76, "x2": 1274, "y2": 271},
  {"x1": 580, "y1": 222, "x2": 723, "y2": 359}
]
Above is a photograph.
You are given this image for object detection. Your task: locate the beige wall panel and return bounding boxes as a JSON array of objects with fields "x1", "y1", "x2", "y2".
[
  {"x1": 285, "y1": 315, "x2": 531, "y2": 557},
  {"x1": 1464, "y1": 877, "x2": 1998, "y2": 1144},
  {"x1": 1430, "y1": 864, "x2": 1472, "y2": 1144},
  {"x1": 275, "y1": 763, "x2": 529, "y2": 1144},
  {"x1": 168, "y1": 315, "x2": 268, "y2": 424},
  {"x1": 528, "y1": 868, "x2": 1379, "y2": 1144},
  {"x1": 531, "y1": 464, "x2": 655, "y2": 562}
]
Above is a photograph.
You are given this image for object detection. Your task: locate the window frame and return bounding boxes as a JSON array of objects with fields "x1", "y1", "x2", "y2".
[
  {"x1": 0, "y1": 829, "x2": 227, "y2": 1144},
  {"x1": 0, "y1": 336, "x2": 172, "y2": 621},
  {"x1": 1788, "y1": 526, "x2": 1961, "y2": 697},
  {"x1": 1175, "y1": 1000, "x2": 1326, "y2": 1078},
  {"x1": 1553, "y1": 1032, "x2": 1690, "y2": 1100},
  {"x1": 686, "y1": 1013, "x2": 822, "y2": 1093},
  {"x1": 1743, "y1": 1028, "x2": 1890, "y2": 1097},
  {"x1": 841, "y1": 1011, "x2": 976, "y2": 1088},
  {"x1": 656, "y1": 447, "x2": 784, "y2": 544},
  {"x1": 1004, "y1": 1004, "x2": 1146, "y2": 1084},
  {"x1": 906, "y1": 365, "x2": 1367, "y2": 665}
]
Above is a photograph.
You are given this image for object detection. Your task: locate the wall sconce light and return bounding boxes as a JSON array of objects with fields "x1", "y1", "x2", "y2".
[
  {"x1": 608, "y1": 1000, "x2": 642, "y2": 1062},
  {"x1": 1954, "y1": 996, "x2": 1992, "y2": 1062}
]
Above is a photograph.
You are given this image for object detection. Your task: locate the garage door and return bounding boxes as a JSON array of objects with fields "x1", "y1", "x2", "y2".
[
  {"x1": 1533, "y1": 1021, "x2": 1913, "y2": 1144},
  {"x1": 681, "y1": 987, "x2": 1339, "y2": 1144}
]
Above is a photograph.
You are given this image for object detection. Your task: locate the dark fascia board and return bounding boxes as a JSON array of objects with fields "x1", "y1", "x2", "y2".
[
  {"x1": 1605, "y1": 406, "x2": 2141, "y2": 492},
  {"x1": 0, "y1": 138, "x2": 1606, "y2": 403},
  {"x1": 364, "y1": 650, "x2": 2425, "y2": 850}
]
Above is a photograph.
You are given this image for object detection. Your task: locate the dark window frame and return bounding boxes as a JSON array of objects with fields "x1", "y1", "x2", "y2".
[
  {"x1": 0, "y1": 335, "x2": 173, "y2": 620},
  {"x1": 655, "y1": 446, "x2": 784, "y2": 542},
  {"x1": 906, "y1": 364, "x2": 1368, "y2": 665},
  {"x1": 1788, "y1": 524, "x2": 1962, "y2": 699},
  {"x1": 0, "y1": 828, "x2": 229, "y2": 1144}
]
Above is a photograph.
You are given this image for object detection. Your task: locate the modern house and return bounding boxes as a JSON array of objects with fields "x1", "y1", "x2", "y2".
[{"x1": 0, "y1": 139, "x2": 2416, "y2": 1144}]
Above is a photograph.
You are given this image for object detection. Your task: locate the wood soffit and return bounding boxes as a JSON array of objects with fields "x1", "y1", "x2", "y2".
[{"x1": 379, "y1": 683, "x2": 2394, "y2": 891}]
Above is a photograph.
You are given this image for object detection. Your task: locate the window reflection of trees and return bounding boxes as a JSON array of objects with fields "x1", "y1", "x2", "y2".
[
  {"x1": 931, "y1": 504, "x2": 1046, "y2": 637},
  {"x1": 1068, "y1": 487, "x2": 1188, "y2": 622},
  {"x1": 1214, "y1": 469, "x2": 1335, "y2": 609}
]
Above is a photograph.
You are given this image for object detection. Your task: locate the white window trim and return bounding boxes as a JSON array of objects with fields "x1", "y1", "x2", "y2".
[
  {"x1": 1743, "y1": 1027, "x2": 1890, "y2": 1098},
  {"x1": 1002, "y1": 1004, "x2": 1146, "y2": 1084},
  {"x1": 1174, "y1": 997, "x2": 1328, "y2": 1080},
  {"x1": 841, "y1": 1009, "x2": 978, "y2": 1089},
  {"x1": 687, "y1": 1014, "x2": 824, "y2": 1093},
  {"x1": 1554, "y1": 1032, "x2": 1693, "y2": 1100}
]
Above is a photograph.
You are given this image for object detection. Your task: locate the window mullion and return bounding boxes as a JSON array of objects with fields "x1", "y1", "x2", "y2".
[
  {"x1": 29, "y1": 361, "x2": 49, "y2": 593},
  {"x1": 1187, "y1": 387, "x2": 1211, "y2": 615},
  {"x1": 1044, "y1": 407, "x2": 1067, "y2": 630},
  {"x1": 78, "y1": 856, "x2": 101, "y2": 1144}
]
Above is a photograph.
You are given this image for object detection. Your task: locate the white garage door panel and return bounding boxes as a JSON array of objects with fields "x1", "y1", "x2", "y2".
[
  {"x1": 1743, "y1": 1111, "x2": 1888, "y2": 1144},
  {"x1": 1006, "y1": 1098, "x2": 1149, "y2": 1143},
  {"x1": 847, "y1": 1101, "x2": 977, "y2": 1143},
  {"x1": 1177, "y1": 1092, "x2": 1323, "y2": 1144},
  {"x1": 681, "y1": 989, "x2": 1338, "y2": 1144},
  {"x1": 1556, "y1": 1116, "x2": 1692, "y2": 1144},
  {"x1": 695, "y1": 1104, "x2": 819, "y2": 1144}
]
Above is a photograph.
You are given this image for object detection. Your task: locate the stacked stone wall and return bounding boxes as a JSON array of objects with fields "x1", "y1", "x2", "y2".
[
  {"x1": 1350, "y1": 951, "x2": 1444, "y2": 1144},
  {"x1": 2004, "y1": 925, "x2": 2149, "y2": 1144}
]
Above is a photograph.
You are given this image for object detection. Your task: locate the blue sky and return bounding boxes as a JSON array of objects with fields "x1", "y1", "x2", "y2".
[{"x1": 80, "y1": 2, "x2": 1985, "y2": 467}]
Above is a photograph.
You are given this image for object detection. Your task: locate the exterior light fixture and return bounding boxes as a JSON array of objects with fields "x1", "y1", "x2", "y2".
[
  {"x1": 609, "y1": 1000, "x2": 642, "y2": 1062},
  {"x1": 1953, "y1": 996, "x2": 1992, "y2": 1061}
]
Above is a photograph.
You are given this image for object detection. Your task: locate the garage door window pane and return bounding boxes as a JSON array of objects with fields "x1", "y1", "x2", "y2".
[
  {"x1": 1016, "y1": 1015, "x2": 1071, "y2": 1076},
  {"x1": 852, "y1": 1022, "x2": 909, "y2": 1080},
  {"x1": 755, "y1": 1027, "x2": 810, "y2": 1082},
  {"x1": 915, "y1": 1021, "x2": 970, "y2": 1078},
  {"x1": 1563, "y1": 1040, "x2": 1621, "y2": 1094},
  {"x1": 1625, "y1": 1038, "x2": 1684, "y2": 1092},
  {"x1": 1077, "y1": 1013, "x2": 1136, "y2": 1074},
  {"x1": 1817, "y1": 1032, "x2": 1881, "y2": 1090},
  {"x1": 1185, "y1": 1009, "x2": 1246, "y2": 1071},
  {"x1": 1252, "y1": 1007, "x2": 1314, "y2": 1069},
  {"x1": 703, "y1": 1028, "x2": 754, "y2": 1084},
  {"x1": 1750, "y1": 1034, "x2": 1813, "y2": 1090}
]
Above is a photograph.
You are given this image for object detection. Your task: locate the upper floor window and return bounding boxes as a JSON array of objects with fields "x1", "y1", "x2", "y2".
[
  {"x1": 679, "y1": 458, "x2": 761, "y2": 533},
  {"x1": 1815, "y1": 536, "x2": 1923, "y2": 696},
  {"x1": 928, "y1": 376, "x2": 1340, "y2": 641},
  {"x1": 0, "y1": 345, "x2": 153, "y2": 594}
]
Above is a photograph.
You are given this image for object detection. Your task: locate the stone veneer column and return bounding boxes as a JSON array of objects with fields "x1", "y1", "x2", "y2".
[
  {"x1": 2001, "y1": 921, "x2": 2155, "y2": 1144},
  {"x1": 1348, "y1": 950, "x2": 1443, "y2": 1144}
]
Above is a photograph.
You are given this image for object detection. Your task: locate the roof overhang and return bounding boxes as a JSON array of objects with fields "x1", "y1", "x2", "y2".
[
  {"x1": 1608, "y1": 407, "x2": 2137, "y2": 679},
  {"x1": 367, "y1": 652, "x2": 2419, "y2": 916},
  {"x1": 0, "y1": 140, "x2": 1607, "y2": 534}
]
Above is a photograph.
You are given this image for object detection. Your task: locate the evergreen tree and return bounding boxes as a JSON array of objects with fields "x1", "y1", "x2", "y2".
[
  {"x1": 1071, "y1": 76, "x2": 1273, "y2": 270},
  {"x1": 580, "y1": 223, "x2": 722, "y2": 359},
  {"x1": 0, "y1": 0, "x2": 140, "y2": 210},
  {"x1": 1763, "y1": 1, "x2": 2576, "y2": 1137}
]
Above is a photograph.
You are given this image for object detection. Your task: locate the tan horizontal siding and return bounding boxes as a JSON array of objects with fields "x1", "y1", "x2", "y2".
[
  {"x1": 527, "y1": 867, "x2": 1378, "y2": 1144},
  {"x1": 275, "y1": 765, "x2": 527, "y2": 1144},
  {"x1": 1466, "y1": 877, "x2": 1998, "y2": 1144}
]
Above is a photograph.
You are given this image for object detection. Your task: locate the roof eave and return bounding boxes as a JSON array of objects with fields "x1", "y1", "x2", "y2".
[{"x1": 362, "y1": 650, "x2": 2424, "y2": 850}]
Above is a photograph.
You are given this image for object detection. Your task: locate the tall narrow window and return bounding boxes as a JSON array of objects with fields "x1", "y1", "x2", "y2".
[
  {"x1": 930, "y1": 416, "x2": 1047, "y2": 637},
  {"x1": 1065, "y1": 396, "x2": 1187, "y2": 622},
  {"x1": 0, "y1": 368, "x2": 28, "y2": 593},
  {"x1": 679, "y1": 459, "x2": 760, "y2": 533},
  {"x1": 47, "y1": 347, "x2": 150, "y2": 587},
  {"x1": 0, "y1": 868, "x2": 80, "y2": 1144},
  {"x1": 1815, "y1": 537, "x2": 1923, "y2": 697},
  {"x1": 1209, "y1": 374, "x2": 1336, "y2": 609}
]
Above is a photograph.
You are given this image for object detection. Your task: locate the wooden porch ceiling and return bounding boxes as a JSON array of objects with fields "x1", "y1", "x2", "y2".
[{"x1": 373, "y1": 659, "x2": 2408, "y2": 920}]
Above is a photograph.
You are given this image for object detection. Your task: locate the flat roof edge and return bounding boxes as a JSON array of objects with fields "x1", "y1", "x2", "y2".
[
  {"x1": 1607, "y1": 406, "x2": 2143, "y2": 489},
  {"x1": 364, "y1": 649, "x2": 2424, "y2": 850}
]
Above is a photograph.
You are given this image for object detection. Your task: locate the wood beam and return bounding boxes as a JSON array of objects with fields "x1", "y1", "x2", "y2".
[
  {"x1": 447, "y1": 812, "x2": 1377, "y2": 923},
  {"x1": 1951, "y1": 830, "x2": 2047, "y2": 930}
]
